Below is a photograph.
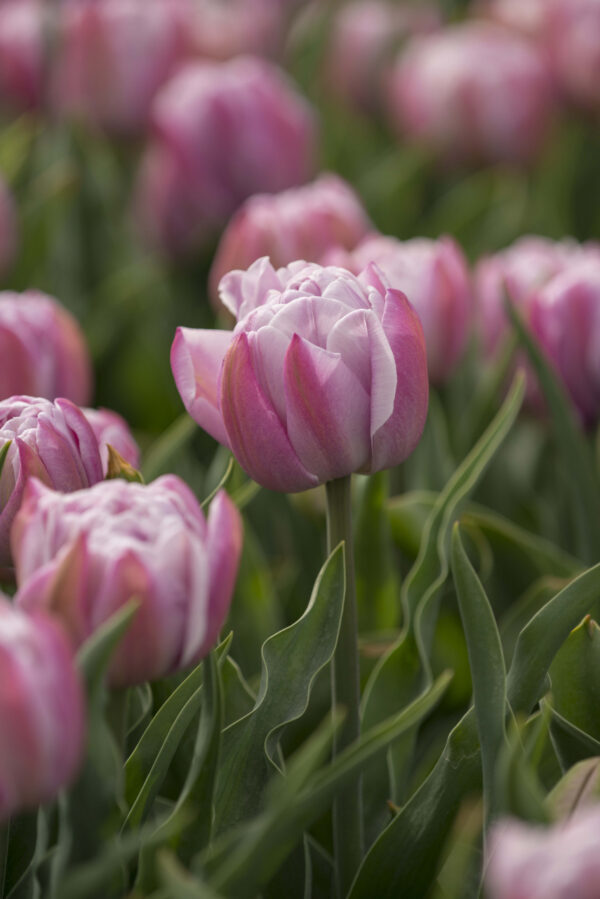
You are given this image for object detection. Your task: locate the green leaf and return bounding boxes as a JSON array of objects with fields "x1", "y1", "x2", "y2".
[
  {"x1": 451, "y1": 524, "x2": 507, "y2": 821},
  {"x1": 0, "y1": 440, "x2": 11, "y2": 479},
  {"x1": 159, "y1": 851, "x2": 224, "y2": 899},
  {"x1": 220, "y1": 656, "x2": 256, "y2": 728},
  {"x1": 200, "y1": 457, "x2": 234, "y2": 510},
  {"x1": 548, "y1": 617, "x2": 600, "y2": 743},
  {"x1": 505, "y1": 296, "x2": 600, "y2": 563},
  {"x1": 77, "y1": 599, "x2": 139, "y2": 704},
  {"x1": 354, "y1": 471, "x2": 399, "y2": 632},
  {"x1": 547, "y1": 704, "x2": 600, "y2": 770},
  {"x1": 213, "y1": 543, "x2": 346, "y2": 833},
  {"x1": 141, "y1": 413, "x2": 197, "y2": 482},
  {"x1": 548, "y1": 757, "x2": 600, "y2": 819},
  {"x1": 2, "y1": 812, "x2": 40, "y2": 899}
]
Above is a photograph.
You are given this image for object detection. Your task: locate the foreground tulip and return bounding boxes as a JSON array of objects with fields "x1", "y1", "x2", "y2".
[
  {"x1": 0, "y1": 0, "x2": 45, "y2": 113},
  {"x1": 486, "y1": 808, "x2": 600, "y2": 899},
  {"x1": 13, "y1": 477, "x2": 243, "y2": 687},
  {"x1": 387, "y1": 23, "x2": 554, "y2": 165},
  {"x1": 209, "y1": 175, "x2": 372, "y2": 303},
  {"x1": 0, "y1": 178, "x2": 17, "y2": 278},
  {"x1": 81, "y1": 407, "x2": 140, "y2": 476},
  {"x1": 0, "y1": 397, "x2": 103, "y2": 567},
  {"x1": 0, "y1": 595, "x2": 85, "y2": 822},
  {"x1": 328, "y1": 235, "x2": 472, "y2": 384},
  {"x1": 0, "y1": 291, "x2": 92, "y2": 404},
  {"x1": 172, "y1": 258, "x2": 428, "y2": 492},
  {"x1": 136, "y1": 57, "x2": 316, "y2": 256}
]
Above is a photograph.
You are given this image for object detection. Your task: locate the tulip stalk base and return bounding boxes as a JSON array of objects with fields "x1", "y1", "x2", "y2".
[{"x1": 326, "y1": 475, "x2": 363, "y2": 897}]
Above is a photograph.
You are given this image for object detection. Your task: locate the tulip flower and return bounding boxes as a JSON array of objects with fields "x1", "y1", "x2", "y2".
[
  {"x1": 135, "y1": 57, "x2": 316, "y2": 256},
  {"x1": 12, "y1": 477, "x2": 243, "y2": 687},
  {"x1": 0, "y1": 178, "x2": 17, "y2": 278},
  {"x1": 81, "y1": 407, "x2": 140, "y2": 476},
  {"x1": 172, "y1": 258, "x2": 428, "y2": 492},
  {"x1": 0, "y1": 0, "x2": 45, "y2": 113},
  {"x1": 0, "y1": 396, "x2": 103, "y2": 567},
  {"x1": 327, "y1": 235, "x2": 471, "y2": 384},
  {"x1": 544, "y1": 0, "x2": 600, "y2": 113},
  {"x1": 0, "y1": 291, "x2": 92, "y2": 405},
  {"x1": 0, "y1": 595, "x2": 85, "y2": 822},
  {"x1": 209, "y1": 175, "x2": 373, "y2": 304},
  {"x1": 486, "y1": 808, "x2": 600, "y2": 899},
  {"x1": 387, "y1": 22, "x2": 554, "y2": 165},
  {"x1": 187, "y1": 0, "x2": 284, "y2": 61},
  {"x1": 529, "y1": 259, "x2": 600, "y2": 427}
]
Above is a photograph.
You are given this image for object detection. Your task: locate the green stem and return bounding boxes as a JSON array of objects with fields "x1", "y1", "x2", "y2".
[
  {"x1": 0, "y1": 821, "x2": 9, "y2": 896},
  {"x1": 107, "y1": 687, "x2": 130, "y2": 760},
  {"x1": 326, "y1": 476, "x2": 363, "y2": 897}
]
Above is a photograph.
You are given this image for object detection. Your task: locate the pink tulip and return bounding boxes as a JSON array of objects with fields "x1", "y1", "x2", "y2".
[
  {"x1": 81, "y1": 407, "x2": 140, "y2": 475},
  {"x1": 187, "y1": 0, "x2": 284, "y2": 61},
  {"x1": 0, "y1": 177, "x2": 17, "y2": 278},
  {"x1": 0, "y1": 396, "x2": 103, "y2": 567},
  {"x1": 475, "y1": 0, "x2": 550, "y2": 40},
  {"x1": 529, "y1": 259, "x2": 600, "y2": 427},
  {"x1": 486, "y1": 808, "x2": 600, "y2": 899},
  {"x1": 54, "y1": 0, "x2": 190, "y2": 137},
  {"x1": 327, "y1": 235, "x2": 471, "y2": 384},
  {"x1": 136, "y1": 57, "x2": 316, "y2": 256},
  {"x1": 0, "y1": 291, "x2": 92, "y2": 405},
  {"x1": 12, "y1": 477, "x2": 242, "y2": 687},
  {"x1": 0, "y1": 0, "x2": 45, "y2": 113},
  {"x1": 172, "y1": 258, "x2": 428, "y2": 492},
  {"x1": 326, "y1": 0, "x2": 440, "y2": 112},
  {"x1": 209, "y1": 175, "x2": 373, "y2": 304},
  {"x1": 545, "y1": 0, "x2": 600, "y2": 113},
  {"x1": 0, "y1": 594, "x2": 85, "y2": 822},
  {"x1": 387, "y1": 22, "x2": 554, "y2": 165}
]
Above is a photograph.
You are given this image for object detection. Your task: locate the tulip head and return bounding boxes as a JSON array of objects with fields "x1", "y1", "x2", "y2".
[
  {"x1": 0, "y1": 0, "x2": 45, "y2": 113},
  {"x1": 81, "y1": 407, "x2": 140, "y2": 476}
]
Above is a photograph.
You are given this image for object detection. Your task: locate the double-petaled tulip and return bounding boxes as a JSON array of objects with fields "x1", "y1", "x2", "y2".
[
  {"x1": 172, "y1": 258, "x2": 428, "y2": 492},
  {"x1": 0, "y1": 291, "x2": 92, "y2": 405},
  {"x1": 0, "y1": 0, "x2": 45, "y2": 114},
  {"x1": 209, "y1": 175, "x2": 372, "y2": 304},
  {"x1": 529, "y1": 259, "x2": 600, "y2": 427},
  {"x1": 486, "y1": 808, "x2": 600, "y2": 899},
  {"x1": 387, "y1": 23, "x2": 554, "y2": 165},
  {"x1": 545, "y1": 0, "x2": 600, "y2": 113},
  {"x1": 54, "y1": 0, "x2": 190, "y2": 137},
  {"x1": 0, "y1": 397, "x2": 103, "y2": 567},
  {"x1": 0, "y1": 595, "x2": 85, "y2": 822},
  {"x1": 0, "y1": 178, "x2": 17, "y2": 278},
  {"x1": 326, "y1": 235, "x2": 471, "y2": 384},
  {"x1": 135, "y1": 57, "x2": 316, "y2": 256},
  {"x1": 12, "y1": 477, "x2": 243, "y2": 687},
  {"x1": 81, "y1": 407, "x2": 140, "y2": 476}
]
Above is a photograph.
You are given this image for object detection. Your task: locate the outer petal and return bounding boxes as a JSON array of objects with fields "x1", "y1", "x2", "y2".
[
  {"x1": 171, "y1": 326, "x2": 232, "y2": 447},
  {"x1": 284, "y1": 333, "x2": 371, "y2": 481},
  {"x1": 54, "y1": 398, "x2": 104, "y2": 486},
  {"x1": 221, "y1": 332, "x2": 318, "y2": 492},
  {"x1": 201, "y1": 490, "x2": 243, "y2": 658},
  {"x1": 370, "y1": 289, "x2": 429, "y2": 472},
  {"x1": 0, "y1": 440, "x2": 50, "y2": 567}
]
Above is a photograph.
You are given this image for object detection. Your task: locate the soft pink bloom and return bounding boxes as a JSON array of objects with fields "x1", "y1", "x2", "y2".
[
  {"x1": 0, "y1": 396, "x2": 103, "y2": 567},
  {"x1": 328, "y1": 235, "x2": 471, "y2": 384},
  {"x1": 209, "y1": 175, "x2": 373, "y2": 303},
  {"x1": 54, "y1": 0, "x2": 190, "y2": 137},
  {"x1": 475, "y1": 0, "x2": 550, "y2": 40},
  {"x1": 81, "y1": 407, "x2": 140, "y2": 475},
  {"x1": 0, "y1": 0, "x2": 45, "y2": 113},
  {"x1": 0, "y1": 595, "x2": 85, "y2": 821},
  {"x1": 0, "y1": 291, "x2": 92, "y2": 405},
  {"x1": 529, "y1": 259, "x2": 600, "y2": 427},
  {"x1": 172, "y1": 258, "x2": 428, "y2": 492},
  {"x1": 0, "y1": 178, "x2": 17, "y2": 278},
  {"x1": 387, "y1": 22, "x2": 554, "y2": 165},
  {"x1": 12, "y1": 477, "x2": 243, "y2": 687},
  {"x1": 544, "y1": 0, "x2": 600, "y2": 112},
  {"x1": 486, "y1": 808, "x2": 600, "y2": 899},
  {"x1": 326, "y1": 0, "x2": 440, "y2": 112},
  {"x1": 187, "y1": 0, "x2": 285, "y2": 61},
  {"x1": 135, "y1": 57, "x2": 317, "y2": 256}
]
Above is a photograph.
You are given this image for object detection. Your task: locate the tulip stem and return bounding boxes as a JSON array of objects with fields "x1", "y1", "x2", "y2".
[
  {"x1": 326, "y1": 475, "x2": 363, "y2": 897},
  {"x1": 0, "y1": 821, "x2": 9, "y2": 894},
  {"x1": 107, "y1": 688, "x2": 130, "y2": 759}
]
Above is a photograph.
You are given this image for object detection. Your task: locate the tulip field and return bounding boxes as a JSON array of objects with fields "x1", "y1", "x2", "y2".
[{"x1": 2, "y1": 1, "x2": 600, "y2": 898}]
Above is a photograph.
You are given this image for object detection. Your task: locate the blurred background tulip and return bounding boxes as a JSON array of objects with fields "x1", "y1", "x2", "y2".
[
  {"x1": 0, "y1": 0, "x2": 45, "y2": 114},
  {"x1": 186, "y1": 0, "x2": 286, "y2": 62},
  {"x1": 545, "y1": 0, "x2": 600, "y2": 114},
  {"x1": 13, "y1": 478, "x2": 243, "y2": 687},
  {"x1": 0, "y1": 595, "x2": 85, "y2": 822}
]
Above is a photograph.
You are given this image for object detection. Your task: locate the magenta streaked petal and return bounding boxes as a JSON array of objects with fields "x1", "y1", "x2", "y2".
[
  {"x1": 171, "y1": 326, "x2": 232, "y2": 446},
  {"x1": 221, "y1": 332, "x2": 318, "y2": 492}
]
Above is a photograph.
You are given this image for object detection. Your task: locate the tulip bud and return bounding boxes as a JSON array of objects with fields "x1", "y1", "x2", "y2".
[
  {"x1": 0, "y1": 396, "x2": 103, "y2": 566},
  {"x1": 544, "y1": 0, "x2": 600, "y2": 113},
  {"x1": 81, "y1": 407, "x2": 140, "y2": 476},
  {"x1": 0, "y1": 291, "x2": 92, "y2": 405},
  {"x1": 209, "y1": 175, "x2": 372, "y2": 304},
  {"x1": 0, "y1": 595, "x2": 85, "y2": 822},
  {"x1": 12, "y1": 477, "x2": 243, "y2": 687},
  {"x1": 172, "y1": 258, "x2": 428, "y2": 492},
  {"x1": 329, "y1": 235, "x2": 472, "y2": 384},
  {"x1": 0, "y1": 177, "x2": 17, "y2": 278},
  {"x1": 0, "y1": 0, "x2": 45, "y2": 114},
  {"x1": 486, "y1": 808, "x2": 600, "y2": 899},
  {"x1": 386, "y1": 22, "x2": 554, "y2": 165},
  {"x1": 136, "y1": 57, "x2": 317, "y2": 256}
]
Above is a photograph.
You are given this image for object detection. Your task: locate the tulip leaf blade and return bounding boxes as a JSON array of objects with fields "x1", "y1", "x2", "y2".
[
  {"x1": 0, "y1": 439, "x2": 11, "y2": 479},
  {"x1": 548, "y1": 617, "x2": 600, "y2": 744}
]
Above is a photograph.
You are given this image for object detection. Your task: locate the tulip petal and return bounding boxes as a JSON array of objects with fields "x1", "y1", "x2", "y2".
[
  {"x1": 284, "y1": 333, "x2": 370, "y2": 481},
  {"x1": 221, "y1": 332, "x2": 318, "y2": 492},
  {"x1": 171, "y1": 326, "x2": 232, "y2": 447},
  {"x1": 371, "y1": 289, "x2": 429, "y2": 472},
  {"x1": 219, "y1": 256, "x2": 281, "y2": 321},
  {"x1": 201, "y1": 490, "x2": 243, "y2": 658}
]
